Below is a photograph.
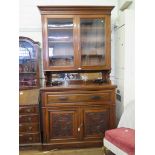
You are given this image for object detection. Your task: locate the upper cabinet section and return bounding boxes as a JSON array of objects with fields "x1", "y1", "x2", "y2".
[
  {"x1": 19, "y1": 37, "x2": 40, "y2": 90},
  {"x1": 38, "y1": 6, "x2": 114, "y2": 71}
]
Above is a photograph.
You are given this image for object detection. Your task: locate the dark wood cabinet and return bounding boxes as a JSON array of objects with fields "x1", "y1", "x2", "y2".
[
  {"x1": 19, "y1": 88, "x2": 42, "y2": 150},
  {"x1": 42, "y1": 107, "x2": 79, "y2": 143},
  {"x1": 38, "y1": 6, "x2": 113, "y2": 71},
  {"x1": 40, "y1": 86, "x2": 116, "y2": 150},
  {"x1": 19, "y1": 104, "x2": 41, "y2": 149},
  {"x1": 38, "y1": 6, "x2": 116, "y2": 150},
  {"x1": 19, "y1": 36, "x2": 40, "y2": 90}
]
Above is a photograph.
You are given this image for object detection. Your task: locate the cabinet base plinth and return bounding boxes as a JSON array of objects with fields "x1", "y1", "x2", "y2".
[{"x1": 42, "y1": 141, "x2": 103, "y2": 151}]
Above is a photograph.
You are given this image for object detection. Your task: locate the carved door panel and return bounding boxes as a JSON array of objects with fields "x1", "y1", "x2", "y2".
[
  {"x1": 83, "y1": 106, "x2": 110, "y2": 140},
  {"x1": 44, "y1": 107, "x2": 79, "y2": 143}
]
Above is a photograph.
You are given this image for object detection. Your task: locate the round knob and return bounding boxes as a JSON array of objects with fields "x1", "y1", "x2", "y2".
[
  {"x1": 28, "y1": 126, "x2": 32, "y2": 130},
  {"x1": 28, "y1": 117, "x2": 32, "y2": 121},
  {"x1": 28, "y1": 137, "x2": 33, "y2": 141},
  {"x1": 20, "y1": 91, "x2": 23, "y2": 95},
  {"x1": 26, "y1": 109, "x2": 31, "y2": 112},
  {"x1": 78, "y1": 67, "x2": 81, "y2": 70}
]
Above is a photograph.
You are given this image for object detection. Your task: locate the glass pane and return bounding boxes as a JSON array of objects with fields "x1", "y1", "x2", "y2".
[
  {"x1": 48, "y1": 19, "x2": 74, "y2": 66},
  {"x1": 80, "y1": 18, "x2": 105, "y2": 66},
  {"x1": 19, "y1": 41, "x2": 37, "y2": 88}
]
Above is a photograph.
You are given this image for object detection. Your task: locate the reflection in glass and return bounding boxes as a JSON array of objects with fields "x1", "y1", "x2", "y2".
[
  {"x1": 19, "y1": 41, "x2": 37, "y2": 88},
  {"x1": 48, "y1": 19, "x2": 74, "y2": 66},
  {"x1": 80, "y1": 18, "x2": 105, "y2": 66}
]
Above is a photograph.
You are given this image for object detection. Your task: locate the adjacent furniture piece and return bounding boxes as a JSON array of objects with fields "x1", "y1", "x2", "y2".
[
  {"x1": 19, "y1": 36, "x2": 40, "y2": 90},
  {"x1": 104, "y1": 101, "x2": 135, "y2": 155},
  {"x1": 19, "y1": 89, "x2": 42, "y2": 149},
  {"x1": 19, "y1": 37, "x2": 41, "y2": 150},
  {"x1": 38, "y1": 6, "x2": 116, "y2": 150}
]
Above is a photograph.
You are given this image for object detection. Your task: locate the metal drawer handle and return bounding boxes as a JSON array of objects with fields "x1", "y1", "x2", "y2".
[
  {"x1": 90, "y1": 95, "x2": 101, "y2": 100},
  {"x1": 28, "y1": 126, "x2": 32, "y2": 130},
  {"x1": 28, "y1": 117, "x2": 32, "y2": 121},
  {"x1": 58, "y1": 96, "x2": 68, "y2": 101},
  {"x1": 26, "y1": 109, "x2": 31, "y2": 112}
]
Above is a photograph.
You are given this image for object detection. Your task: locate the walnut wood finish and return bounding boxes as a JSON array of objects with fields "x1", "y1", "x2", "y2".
[
  {"x1": 19, "y1": 37, "x2": 40, "y2": 90},
  {"x1": 40, "y1": 85, "x2": 116, "y2": 150},
  {"x1": 19, "y1": 105, "x2": 41, "y2": 149},
  {"x1": 38, "y1": 6, "x2": 116, "y2": 150},
  {"x1": 38, "y1": 6, "x2": 113, "y2": 71}
]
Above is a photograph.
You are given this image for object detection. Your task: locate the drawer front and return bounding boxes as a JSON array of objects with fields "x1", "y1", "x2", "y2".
[
  {"x1": 19, "y1": 114, "x2": 39, "y2": 123},
  {"x1": 19, "y1": 133, "x2": 40, "y2": 144},
  {"x1": 46, "y1": 92, "x2": 112, "y2": 104},
  {"x1": 19, "y1": 123, "x2": 39, "y2": 133},
  {"x1": 19, "y1": 106, "x2": 38, "y2": 114}
]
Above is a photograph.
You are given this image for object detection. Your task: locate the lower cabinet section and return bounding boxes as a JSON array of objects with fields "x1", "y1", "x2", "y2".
[
  {"x1": 42, "y1": 105, "x2": 112, "y2": 149},
  {"x1": 83, "y1": 107, "x2": 110, "y2": 140},
  {"x1": 19, "y1": 86, "x2": 116, "y2": 150},
  {"x1": 19, "y1": 105, "x2": 41, "y2": 150},
  {"x1": 43, "y1": 107, "x2": 79, "y2": 143}
]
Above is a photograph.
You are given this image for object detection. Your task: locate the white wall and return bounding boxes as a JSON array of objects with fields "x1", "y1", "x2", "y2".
[{"x1": 114, "y1": 0, "x2": 134, "y2": 124}]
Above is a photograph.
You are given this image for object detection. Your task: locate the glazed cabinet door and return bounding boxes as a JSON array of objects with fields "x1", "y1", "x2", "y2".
[
  {"x1": 19, "y1": 37, "x2": 40, "y2": 90},
  {"x1": 42, "y1": 107, "x2": 79, "y2": 143},
  {"x1": 82, "y1": 106, "x2": 110, "y2": 140},
  {"x1": 42, "y1": 15, "x2": 78, "y2": 71},
  {"x1": 78, "y1": 15, "x2": 111, "y2": 70}
]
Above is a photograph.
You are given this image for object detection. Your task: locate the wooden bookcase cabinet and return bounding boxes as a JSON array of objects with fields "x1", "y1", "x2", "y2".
[
  {"x1": 39, "y1": 6, "x2": 113, "y2": 71},
  {"x1": 19, "y1": 37, "x2": 41, "y2": 149},
  {"x1": 38, "y1": 6, "x2": 116, "y2": 150},
  {"x1": 19, "y1": 36, "x2": 40, "y2": 90},
  {"x1": 40, "y1": 87, "x2": 116, "y2": 150}
]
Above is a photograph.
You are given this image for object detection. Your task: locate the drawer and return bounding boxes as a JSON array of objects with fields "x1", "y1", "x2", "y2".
[
  {"x1": 19, "y1": 133, "x2": 40, "y2": 144},
  {"x1": 19, "y1": 114, "x2": 39, "y2": 123},
  {"x1": 19, "y1": 106, "x2": 38, "y2": 114},
  {"x1": 19, "y1": 123, "x2": 39, "y2": 133},
  {"x1": 46, "y1": 92, "x2": 112, "y2": 104}
]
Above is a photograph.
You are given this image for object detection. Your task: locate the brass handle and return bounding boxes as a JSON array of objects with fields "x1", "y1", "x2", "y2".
[
  {"x1": 28, "y1": 126, "x2": 32, "y2": 130},
  {"x1": 28, "y1": 117, "x2": 32, "y2": 121},
  {"x1": 58, "y1": 96, "x2": 68, "y2": 101},
  {"x1": 26, "y1": 109, "x2": 31, "y2": 113},
  {"x1": 90, "y1": 95, "x2": 101, "y2": 100},
  {"x1": 28, "y1": 137, "x2": 33, "y2": 141},
  {"x1": 78, "y1": 123, "x2": 83, "y2": 132}
]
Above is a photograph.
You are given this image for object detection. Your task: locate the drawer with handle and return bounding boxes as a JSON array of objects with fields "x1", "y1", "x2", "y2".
[
  {"x1": 19, "y1": 114, "x2": 39, "y2": 123},
  {"x1": 19, "y1": 123, "x2": 39, "y2": 133},
  {"x1": 19, "y1": 106, "x2": 38, "y2": 114},
  {"x1": 19, "y1": 133, "x2": 40, "y2": 144},
  {"x1": 45, "y1": 92, "x2": 112, "y2": 104}
]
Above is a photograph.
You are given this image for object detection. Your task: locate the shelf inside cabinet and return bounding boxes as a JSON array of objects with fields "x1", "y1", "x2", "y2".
[
  {"x1": 19, "y1": 72, "x2": 36, "y2": 74},
  {"x1": 49, "y1": 55, "x2": 73, "y2": 59},
  {"x1": 48, "y1": 40, "x2": 73, "y2": 43},
  {"x1": 48, "y1": 27, "x2": 73, "y2": 30}
]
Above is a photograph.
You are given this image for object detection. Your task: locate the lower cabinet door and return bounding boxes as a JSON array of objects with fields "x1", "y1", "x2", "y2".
[
  {"x1": 83, "y1": 106, "x2": 110, "y2": 140},
  {"x1": 43, "y1": 107, "x2": 79, "y2": 143}
]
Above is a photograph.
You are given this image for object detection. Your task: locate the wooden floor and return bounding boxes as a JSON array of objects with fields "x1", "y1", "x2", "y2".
[{"x1": 19, "y1": 147, "x2": 105, "y2": 155}]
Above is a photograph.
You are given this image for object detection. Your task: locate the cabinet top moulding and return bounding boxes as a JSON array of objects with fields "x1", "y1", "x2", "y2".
[{"x1": 38, "y1": 6, "x2": 114, "y2": 15}]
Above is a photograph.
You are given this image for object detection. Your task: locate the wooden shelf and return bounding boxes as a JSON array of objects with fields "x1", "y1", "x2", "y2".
[
  {"x1": 48, "y1": 40, "x2": 73, "y2": 43},
  {"x1": 48, "y1": 27, "x2": 73, "y2": 30},
  {"x1": 19, "y1": 72, "x2": 36, "y2": 74},
  {"x1": 81, "y1": 54, "x2": 104, "y2": 57},
  {"x1": 49, "y1": 55, "x2": 73, "y2": 59},
  {"x1": 81, "y1": 26, "x2": 104, "y2": 30}
]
